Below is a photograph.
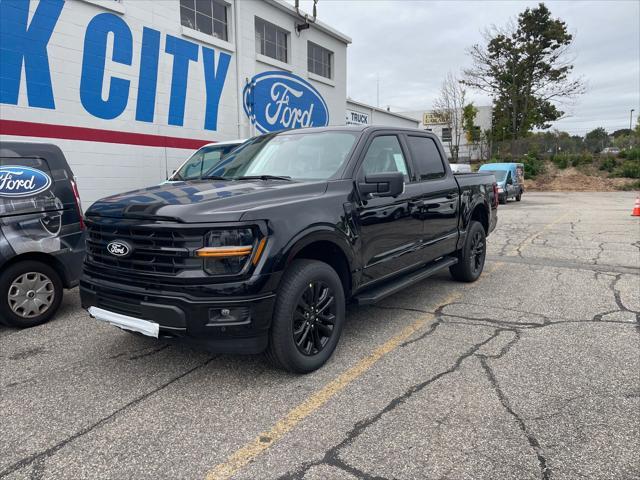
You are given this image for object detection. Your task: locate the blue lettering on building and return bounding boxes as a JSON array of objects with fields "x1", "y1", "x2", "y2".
[
  {"x1": 202, "y1": 47, "x2": 231, "y2": 131},
  {"x1": 165, "y1": 35, "x2": 199, "y2": 127},
  {"x1": 136, "y1": 27, "x2": 161, "y2": 123},
  {"x1": 243, "y1": 71, "x2": 329, "y2": 133},
  {"x1": 0, "y1": 0, "x2": 231, "y2": 131},
  {"x1": 80, "y1": 13, "x2": 133, "y2": 120},
  {"x1": 0, "y1": 0, "x2": 63, "y2": 109}
]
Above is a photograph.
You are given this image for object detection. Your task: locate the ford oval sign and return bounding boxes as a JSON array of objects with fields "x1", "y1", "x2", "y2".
[
  {"x1": 243, "y1": 71, "x2": 329, "y2": 133},
  {"x1": 107, "y1": 240, "x2": 132, "y2": 257},
  {"x1": 0, "y1": 166, "x2": 52, "y2": 198}
]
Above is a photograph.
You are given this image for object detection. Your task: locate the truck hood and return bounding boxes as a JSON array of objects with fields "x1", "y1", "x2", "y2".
[{"x1": 86, "y1": 179, "x2": 329, "y2": 223}]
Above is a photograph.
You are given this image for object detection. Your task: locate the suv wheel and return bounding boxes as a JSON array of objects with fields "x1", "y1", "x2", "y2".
[
  {"x1": 0, "y1": 261, "x2": 63, "y2": 328},
  {"x1": 449, "y1": 221, "x2": 487, "y2": 282},
  {"x1": 266, "y1": 259, "x2": 345, "y2": 373},
  {"x1": 516, "y1": 191, "x2": 522, "y2": 201}
]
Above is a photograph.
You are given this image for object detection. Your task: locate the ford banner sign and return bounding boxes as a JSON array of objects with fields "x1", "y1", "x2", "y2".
[
  {"x1": 243, "y1": 71, "x2": 329, "y2": 133},
  {"x1": 0, "y1": 166, "x2": 53, "y2": 198}
]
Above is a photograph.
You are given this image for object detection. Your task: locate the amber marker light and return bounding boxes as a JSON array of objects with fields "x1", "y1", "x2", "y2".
[
  {"x1": 252, "y1": 237, "x2": 267, "y2": 265},
  {"x1": 196, "y1": 246, "x2": 253, "y2": 258}
]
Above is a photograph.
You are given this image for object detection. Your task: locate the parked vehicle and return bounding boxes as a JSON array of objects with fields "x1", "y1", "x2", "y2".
[
  {"x1": 479, "y1": 162, "x2": 524, "y2": 204},
  {"x1": 164, "y1": 140, "x2": 246, "y2": 183},
  {"x1": 81, "y1": 127, "x2": 497, "y2": 372},
  {"x1": 449, "y1": 163, "x2": 472, "y2": 173},
  {"x1": 0, "y1": 142, "x2": 85, "y2": 327},
  {"x1": 601, "y1": 147, "x2": 620, "y2": 155}
]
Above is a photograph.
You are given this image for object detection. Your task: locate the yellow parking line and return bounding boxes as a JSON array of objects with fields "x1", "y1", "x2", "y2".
[
  {"x1": 206, "y1": 291, "x2": 459, "y2": 480},
  {"x1": 206, "y1": 212, "x2": 572, "y2": 479}
]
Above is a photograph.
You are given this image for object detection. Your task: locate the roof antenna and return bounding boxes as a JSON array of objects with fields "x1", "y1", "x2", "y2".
[{"x1": 295, "y1": 0, "x2": 318, "y2": 33}]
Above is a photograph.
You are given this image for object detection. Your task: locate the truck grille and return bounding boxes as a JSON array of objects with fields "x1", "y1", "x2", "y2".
[{"x1": 85, "y1": 218, "x2": 205, "y2": 277}]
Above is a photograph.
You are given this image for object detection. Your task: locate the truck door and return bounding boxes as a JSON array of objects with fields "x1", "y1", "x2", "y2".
[
  {"x1": 355, "y1": 134, "x2": 427, "y2": 284},
  {"x1": 404, "y1": 134, "x2": 460, "y2": 261}
]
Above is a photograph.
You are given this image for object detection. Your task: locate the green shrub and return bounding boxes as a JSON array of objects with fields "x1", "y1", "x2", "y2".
[
  {"x1": 552, "y1": 153, "x2": 569, "y2": 169},
  {"x1": 619, "y1": 148, "x2": 640, "y2": 161},
  {"x1": 613, "y1": 160, "x2": 640, "y2": 179},
  {"x1": 522, "y1": 154, "x2": 545, "y2": 178},
  {"x1": 599, "y1": 157, "x2": 617, "y2": 172}
]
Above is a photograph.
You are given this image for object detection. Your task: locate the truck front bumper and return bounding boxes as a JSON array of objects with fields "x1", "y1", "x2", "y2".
[{"x1": 80, "y1": 274, "x2": 277, "y2": 354}]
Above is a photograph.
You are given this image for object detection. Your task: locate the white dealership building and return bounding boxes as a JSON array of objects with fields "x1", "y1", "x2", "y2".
[
  {"x1": 0, "y1": 0, "x2": 353, "y2": 205},
  {"x1": 401, "y1": 106, "x2": 493, "y2": 162}
]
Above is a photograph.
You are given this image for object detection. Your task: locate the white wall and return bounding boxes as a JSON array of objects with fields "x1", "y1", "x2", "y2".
[
  {"x1": 346, "y1": 100, "x2": 419, "y2": 129},
  {"x1": 0, "y1": 0, "x2": 349, "y2": 206}
]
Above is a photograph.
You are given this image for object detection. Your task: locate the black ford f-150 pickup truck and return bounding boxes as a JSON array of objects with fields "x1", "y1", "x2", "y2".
[{"x1": 81, "y1": 126, "x2": 497, "y2": 372}]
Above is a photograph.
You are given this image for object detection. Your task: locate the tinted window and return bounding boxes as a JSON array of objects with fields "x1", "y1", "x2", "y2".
[
  {"x1": 0, "y1": 157, "x2": 51, "y2": 174},
  {"x1": 361, "y1": 136, "x2": 409, "y2": 179},
  {"x1": 407, "y1": 136, "x2": 445, "y2": 180}
]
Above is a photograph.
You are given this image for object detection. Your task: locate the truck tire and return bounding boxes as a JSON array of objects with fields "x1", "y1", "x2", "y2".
[
  {"x1": 449, "y1": 221, "x2": 486, "y2": 283},
  {"x1": 0, "y1": 260, "x2": 63, "y2": 328},
  {"x1": 266, "y1": 259, "x2": 345, "y2": 373}
]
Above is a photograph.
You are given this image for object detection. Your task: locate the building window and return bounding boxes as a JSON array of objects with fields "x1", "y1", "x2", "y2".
[
  {"x1": 180, "y1": 0, "x2": 228, "y2": 41},
  {"x1": 308, "y1": 42, "x2": 333, "y2": 79},
  {"x1": 255, "y1": 17, "x2": 288, "y2": 63},
  {"x1": 441, "y1": 127, "x2": 452, "y2": 142}
]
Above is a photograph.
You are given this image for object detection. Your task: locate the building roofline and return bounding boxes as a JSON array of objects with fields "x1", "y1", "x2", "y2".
[
  {"x1": 347, "y1": 99, "x2": 421, "y2": 123},
  {"x1": 265, "y1": 0, "x2": 352, "y2": 44}
]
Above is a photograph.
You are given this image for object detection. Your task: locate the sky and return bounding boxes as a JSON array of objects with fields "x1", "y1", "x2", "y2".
[{"x1": 293, "y1": 0, "x2": 640, "y2": 135}]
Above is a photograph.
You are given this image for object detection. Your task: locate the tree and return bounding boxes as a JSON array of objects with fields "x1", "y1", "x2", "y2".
[
  {"x1": 584, "y1": 127, "x2": 610, "y2": 153},
  {"x1": 433, "y1": 72, "x2": 466, "y2": 162},
  {"x1": 462, "y1": 103, "x2": 490, "y2": 161},
  {"x1": 463, "y1": 3, "x2": 584, "y2": 148}
]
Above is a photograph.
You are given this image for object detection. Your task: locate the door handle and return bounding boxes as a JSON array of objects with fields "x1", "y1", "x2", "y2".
[{"x1": 446, "y1": 193, "x2": 458, "y2": 200}]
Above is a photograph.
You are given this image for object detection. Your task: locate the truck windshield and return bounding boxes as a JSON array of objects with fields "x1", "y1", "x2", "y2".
[
  {"x1": 488, "y1": 170, "x2": 507, "y2": 182},
  {"x1": 204, "y1": 131, "x2": 358, "y2": 181}
]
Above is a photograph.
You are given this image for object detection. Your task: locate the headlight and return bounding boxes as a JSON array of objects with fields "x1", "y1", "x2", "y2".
[{"x1": 196, "y1": 228, "x2": 259, "y2": 275}]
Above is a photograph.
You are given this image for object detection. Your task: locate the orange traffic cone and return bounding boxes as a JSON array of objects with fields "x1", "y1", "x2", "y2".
[{"x1": 632, "y1": 195, "x2": 640, "y2": 217}]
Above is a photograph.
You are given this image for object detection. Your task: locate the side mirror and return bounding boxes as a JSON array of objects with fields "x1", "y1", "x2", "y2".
[{"x1": 358, "y1": 172, "x2": 404, "y2": 198}]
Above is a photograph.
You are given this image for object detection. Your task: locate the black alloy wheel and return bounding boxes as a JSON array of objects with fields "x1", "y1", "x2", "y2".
[
  {"x1": 266, "y1": 259, "x2": 346, "y2": 373},
  {"x1": 469, "y1": 229, "x2": 486, "y2": 277},
  {"x1": 449, "y1": 220, "x2": 486, "y2": 283},
  {"x1": 293, "y1": 280, "x2": 336, "y2": 356}
]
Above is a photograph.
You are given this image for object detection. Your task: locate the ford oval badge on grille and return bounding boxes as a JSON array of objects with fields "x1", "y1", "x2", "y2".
[{"x1": 107, "y1": 240, "x2": 132, "y2": 257}]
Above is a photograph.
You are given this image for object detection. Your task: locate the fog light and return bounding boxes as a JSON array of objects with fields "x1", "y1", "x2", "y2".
[{"x1": 207, "y1": 307, "x2": 250, "y2": 325}]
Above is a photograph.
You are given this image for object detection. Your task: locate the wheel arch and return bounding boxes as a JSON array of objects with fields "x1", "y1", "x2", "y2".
[
  {"x1": 0, "y1": 252, "x2": 70, "y2": 287},
  {"x1": 279, "y1": 229, "x2": 354, "y2": 298}
]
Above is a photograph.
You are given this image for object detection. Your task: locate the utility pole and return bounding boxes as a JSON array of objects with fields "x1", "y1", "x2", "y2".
[
  {"x1": 376, "y1": 73, "x2": 380, "y2": 108},
  {"x1": 631, "y1": 109, "x2": 635, "y2": 132}
]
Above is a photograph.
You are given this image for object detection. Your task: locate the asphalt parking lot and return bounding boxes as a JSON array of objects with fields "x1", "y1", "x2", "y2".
[{"x1": 1, "y1": 192, "x2": 639, "y2": 480}]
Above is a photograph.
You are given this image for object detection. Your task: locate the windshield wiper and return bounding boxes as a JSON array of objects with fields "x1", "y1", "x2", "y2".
[
  {"x1": 236, "y1": 175, "x2": 292, "y2": 181},
  {"x1": 200, "y1": 175, "x2": 231, "y2": 181}
]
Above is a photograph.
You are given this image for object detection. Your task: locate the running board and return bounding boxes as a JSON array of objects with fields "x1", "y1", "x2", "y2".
[{"x1": 353, "y1": 256, "x2": 458, "y2": 306}]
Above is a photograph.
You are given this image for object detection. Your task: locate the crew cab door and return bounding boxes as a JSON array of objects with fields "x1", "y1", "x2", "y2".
[
  {"x1": 354, "y1": 134, "x2": 426, "y2": 284},
  {"x1": 403, "y1": 134, "x2": 460, "y2": 261}
]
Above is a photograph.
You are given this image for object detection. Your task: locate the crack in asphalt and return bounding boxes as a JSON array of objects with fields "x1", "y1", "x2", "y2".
[
  {"x1": 479, "y1": 356, "x2": 552, "y2": 480},
  {"x1": 279, "y1": 329, "x2": 504, "y2": 480},
  {"x1": 486, "y1": 254, "x2": 639, "y2": 275},
  {"x1": 278, "y1": 288, "x2": 638, "y2": 480},
  {"x1": 0, "y1": 357, "x2": 218, "y2": 479}
]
